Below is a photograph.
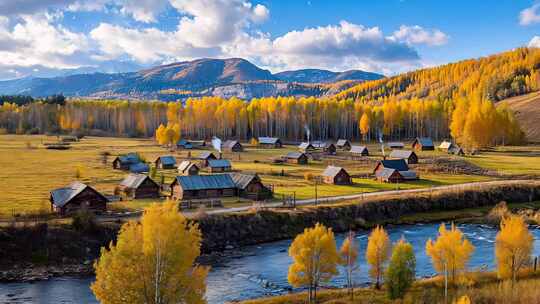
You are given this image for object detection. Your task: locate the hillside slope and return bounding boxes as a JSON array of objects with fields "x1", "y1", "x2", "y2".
[
  {"x1": 499, "y1": 91, "x2": 540, "y2": 142},
  {"x1": 274, "y1": 69, "x2": 382, "y2": 83}
]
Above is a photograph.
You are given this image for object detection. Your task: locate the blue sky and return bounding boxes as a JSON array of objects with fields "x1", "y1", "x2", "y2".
[{"x1": 0, "y1": 0, "x2": 539, "y2": 80}]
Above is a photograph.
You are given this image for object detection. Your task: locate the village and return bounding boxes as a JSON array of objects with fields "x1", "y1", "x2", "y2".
[{"x1": 43, "y1": 134, "x2": 475, "y2": 217}]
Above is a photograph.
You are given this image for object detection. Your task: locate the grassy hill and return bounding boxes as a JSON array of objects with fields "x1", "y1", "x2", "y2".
[{"x1": 498, "y1": 91, "x2": 540, "y2": 142}]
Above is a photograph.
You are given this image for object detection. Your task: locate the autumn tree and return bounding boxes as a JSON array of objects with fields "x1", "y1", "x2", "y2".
[
  {"x1": 454, "y1": 295, "x2": 471, "y2": 304},
  {"x1": 366, "y1": 225, "x2": 391, "y2": 289},
  {"x1": 426, "y1": 223, "x2": 474, "y2": 301},
  {"x1": 495, "y1": 215, "x2": 533, "y2": 286},
  {"x1": 155, "y1": 124, "x2": 167, "y2": 145},
  {"x1": 91, "y1": 201, "x2": 208, "y2": 304},
  {"x1": 339, "y1": 231, "x2": 359, "y2": 300},
  {"x1": 288, "y1": 223, "x2": 339, "y2": 303},
  {"x1": 385, "y1": 238, "x2": 416, "y2": 300},
  {"x1": 359, "y1": 112, "x2": 370, "y2": 141}
]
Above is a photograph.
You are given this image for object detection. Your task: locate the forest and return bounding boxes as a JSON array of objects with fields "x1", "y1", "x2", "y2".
[{"x1": 0, "y1": 48, "x2": 537, "y2": 149}]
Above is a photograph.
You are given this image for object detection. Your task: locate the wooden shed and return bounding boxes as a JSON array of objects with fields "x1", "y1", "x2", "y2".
[
  {"x1": 311, "y1": 141, "x2": 337, "y2": 155},
  {"x1": 50, "y1": 182, "x2": 108, "y2": 215},
  {"x1": 177, "y1": 139, "x2": 193, "y2": 149},
  {"x1": 230, "y1": 173, "x2": 272, "y2": 200},
  {"x1": 412, "y1": 137, "x2": 435, "y2": 151},
  {"x1": 387, "y1": 142, "x2": 405, "y2": 149},
  {"x1": 389, "y1": 150, "x2": 418, "y2": 164},
  {"x1": 170, "y1": 174, "x2": 237, "y2": 200},
  {"x1": 449, "y1": 146, "x2": 465, "y2": 156},
  {"x1": 129, "y1": 162, "x2": 149, "y2": 173},
  {"x1": 373, "y1": 159, "x2": 409, "y2": 175},
  {"x1": 178, "y1": 161, "x2": 200, "y2": 175},
  {"x1": 223, "y1": 140, "x2": 244, "y2": 152},
  {"x1": 207, "y1": 159, "x2": 232, "y2": 173},
  {"x1": 258, "y1": 137, "x2": 282, "y2": 148},
  {"x1": 375, "y1": 168, "x2": 404, "y2": 183},
  {"x1": 322, "y1": 166, "x2": 352, "y2": 185},
  {"x1": 117, "y1": 174, "x2": 160, "y2": 199},
  {"x1": 154, "y1": 155, "x2": 177, "y2": 169},
  {"x1": 350, "y1": 145, "x2": 369, "y2": 156},
  {"x1": 298, "y1": 142, "x2": 316, "y2": 153},
  {"x1": 112, "y1": 153, "x2": 141, "y2": 170},
  {"x1": 336, "y1": 139, "x2": 352, "y2": 151},
  {"x1": 285, "y1": 152, "x2": 308, "y2": 164},
  {"x1": 198, "y1": 151, "x2": 217, "y2": 167}
]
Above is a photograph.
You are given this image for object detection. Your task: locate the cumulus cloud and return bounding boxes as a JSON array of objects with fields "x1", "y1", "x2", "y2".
[
  {"x1": 390, "y1": 25, "x2": 448, "y2": 46},
  {"x1": 520, "y1": 3, "x2": 540, "y2": 26},
  {"x1": 528, "y1": 35, "x2": 540, "y2": 48},
  {"x1": 0, "y1": 0, "x2": 75, "y2": 16}
]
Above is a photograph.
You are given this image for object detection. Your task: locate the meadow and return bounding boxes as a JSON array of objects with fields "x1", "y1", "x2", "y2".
[{"x1": 0, "y1": 135, "x2": 533, "y2": 218}]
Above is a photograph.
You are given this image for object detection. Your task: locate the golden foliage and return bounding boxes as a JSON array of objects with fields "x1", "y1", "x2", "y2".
[
  {"x1": 495, "y1": 215, "x2": 533, "y2": 281},
  {"x1": 366, "y1": 225, "x2": 391, "y2": 289},
  {"x1": 91, "y1": 201, "x2": 208, "y2": 304},
  {"x1": 339, "y1": 231, "x2": 359, "y2": 300}
]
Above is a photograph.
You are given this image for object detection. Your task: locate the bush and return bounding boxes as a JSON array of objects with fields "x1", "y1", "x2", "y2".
[
  {"x1": 72, "y1": 210, "x2": 98, "y2": 233},
  {"x1": 304, "y1": 172, "x2": 314, "y2": 181}
]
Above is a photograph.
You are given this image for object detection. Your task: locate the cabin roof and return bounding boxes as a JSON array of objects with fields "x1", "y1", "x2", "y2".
[
  {"x1": 120, "y1": 173, "x2": 150, "y2": 189},
  {"x1": 298, "y1": 142, "x2": 314, "y2": 149},
  {"x1": 336, "y1": 139, "x2": 350, "y2": 146},
  {"x1": 378, "y1": 159, "x2": 409, "y2": 171},
  {"x1": 415, "y1": 137, "x2": 434, "y2": 147},
  {"x1": 115, "y1": 153, "x2": 140, "y2": 165},
  {"x1": 311, "y1": 141, "x2": 334, "y2": 148},
  {"x1": 258, "y1": 137, "x2": 280, "y2": 144},
  {"x1": 129, "y1": 162, "x2": 149, "y2": 173},
  {"x1": 178, "y1": 160, "x2": 198, "y2": 172},
  {"x1": 198, "y1": 151, "x2": 216, "y2": 160},
  {"x1": 375, "y1": 168, "x2": 400, "y2": 179},
  {"x1": 208, "y1": 159, "x2": 231, "y2": 168},
  {"x1": 156, "y1": 155, "x2": 176, "y2": 166},
  {"x1": 439, "y1": 141, "x2": 453, "y2": 149},
  {"x1": 322, "y1": 166, "x2": 346, "y2": 178},
  {"x1": 174, "y1": 174, "x2": 236, "y2": 190},
  {"x1": 50, "y1": 182, "x2": 107, "y2": 207},
  {"x1": 229, "y1": 173, "x2": 259, "y2": 190},
  {"x1": 350, "y1": 145, "x2": 368, "y2": 154},
  {"x1": 389, "y1": 150, "x2": 415, "y2": 159},
  {"x1": 286, "y1": 152, "x2": 306, "y2": 159},
  {"x1": 400, "y1": 170, "x2": 418, "y2": 180},
  {"x1": 223, "y1": 140, "x2": 241, "y2": 148}
]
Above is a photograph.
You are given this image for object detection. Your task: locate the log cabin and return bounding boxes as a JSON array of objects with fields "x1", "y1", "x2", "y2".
[
  {"x1": 412, "y1": 137, "x2": 435, "y2": 151},
  {"x1": 117, "y1": 174, "x2": 160, "y2": 199},
  {"x1": 207, "y1": 159, "x2": 232, "y2": 173},
  {"x1": 230, "y1": 173, "x2": 272, "y2": 200},
  {"x1": 198, "y1": 151, "x2": 217, "y2": 167},
  {"x1": 50, "y1": 182, "x2": 108, "y2": 215},
  {"x1": 223, "y1": 140, "x2": 243, "y2": 152},
  {"x1": 350, "y1": 145, "x2": 369, "y2": 156},
  {"x1": 170, "y1": 174, "x2": 237, "y2": 200},
  {"x1": 389, "y1": 150, "x2": 418, "y2": 164},
  {"x1": 322, "y1": 166, "x2": 352, "y2": 185},
  {"x1": 258, "y1": 137, "x2": 282, "y2": 148},
  {"x1": 112, "y1": 153, "x2": 141, "y2": 170},
  {"x1": 336, "y1": 139, "x2": 351, "y2": 151},
  {"x1": 285, "y1": 152, "x2": 308, "y2": 164},
  {"x1": 178, "y1": 161, "x2": 200, "y2": 175},
  {"x1": 154, "y1": 155, "x2": 177, "y2": 169}
]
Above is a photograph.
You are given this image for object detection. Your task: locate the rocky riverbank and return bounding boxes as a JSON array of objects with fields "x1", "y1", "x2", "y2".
[{"x1": 1, "y1": 181, "x2": 540, "y2": 282}]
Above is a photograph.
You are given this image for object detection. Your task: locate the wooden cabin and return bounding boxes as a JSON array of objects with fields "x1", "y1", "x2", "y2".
[
  {"x1": 375, "y1": 168, "x2": 404, "y2": 183},
  {"x1": 230, "y1": 173, "x2": 272, "y2": 200},
  {"x1": 298, "y1": 142, "x2": 316, "y2": 153},
  {"x1": 387, "y1": 142, "x2": 405, "y2": 149},
  {"x1": 285, "y1": 152, "x2": 308, "y2": 164},
  {"x1": 336, "y1": 139, "x2": 352, "y2": 151},
  {"x1": 154, "y1": 155, "x2": 177, "y2": 169},
  {"x1": 438, "y1": 140, "x2": 453, "y2": 152},
  {"x1": 412, "y1": 137, "x2": 435, "y2": 151},
  {"x1": 373, "y1": 159, "x2": 409, "y2": 175},
  {"x1": 322, "y1": 166, "x2": 352, "y2": 185},
  {"x1": 178, "y1": 161, "x2": 200, "y2": 176},
  {"x1": 449, "y1": 146, "x2": 465, "y2": 156},
  {"x1": 129, "y1": 162, "x2": 149, "y2": 173},
  {"x1": 258, "y1": 137, "x2": 282, "y2": 148},
  {"x1": 207, "y1": 159, "x2": 232, "y2": 173},
  {"x1": 373, "y1": 159, "x2": 417, "y2": 182},
  {"x1": 198, "y1": 151, "x2": 217, "y2": 167},
  {"x1": 177, "y1": 139, "x2": 193, "y2": 149},
  {"x1": 311, "y1": 142, "x2": 337, "y2": 155},
  {"x1": 170, "y1": 174, "x2": 237, "y2": 200},
  {"x1": 50, "y1": 182, "x2": 108, "y2": 215},
  {"x1": 389, "y1": 150, "x2": 418, "y2": 164},
  {"x1": 117, "y1": 174, "x2": 160, "y2": 199},
  {"x1": 223, "y1": 140, "x2": 244, "y2": 152},
  {"x1": 112, "y1": 153, "x2": 141, "y2": 170},
  {"x1": 350, "y1": 145, "x2": 369, "y2": 156}
]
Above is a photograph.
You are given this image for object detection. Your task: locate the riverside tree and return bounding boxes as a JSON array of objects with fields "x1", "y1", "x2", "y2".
[
  {"x1": 91, "y1": 201, "x2": 208, "y2": 304},
  {"x1": 426, "y1": 223, "x2": 474, "y2": 301},
  {"x1": 366, "y1": 225, "x2": 391, "y2": 289},
  {"x1": 339, "y1": 231, "x2": 359, "y2": 300},
  {"x1": 385, "y1": 238, "x2": 416, "y2": 300},
  {"x1": 495, "y1": 215, "x2": 533, "y2": 286},
  {"x1": 288, "y1": 223, "x2": 339, "y2": 304}
]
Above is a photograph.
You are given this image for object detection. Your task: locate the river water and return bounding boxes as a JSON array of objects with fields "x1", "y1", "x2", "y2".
[{"x1": 2, "y1": 223, "x2": 540, "y2": 304}]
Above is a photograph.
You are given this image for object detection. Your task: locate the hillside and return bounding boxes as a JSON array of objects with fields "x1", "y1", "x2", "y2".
[
  {"x1": 0, "y1": 58, "x2": 382, "y2": 100},
  {"x1": 499, "y1": 91, "x2": 540, "y2": 142}
]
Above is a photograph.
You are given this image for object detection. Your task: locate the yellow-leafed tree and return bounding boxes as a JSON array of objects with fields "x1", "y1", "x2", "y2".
[
  {"x1": 426, "y1": 223, "x2": 474, "y2": 301},
  {"x1": 91, "y1": 201, "x2": 208, "y2": 304},
  {"x1": 454, "y1": 295, "x2": 471, "y2": 304},
  {"x1": 339, "y1": 231, "x2": 359, "y2": 300},
  {"x1": 288, "y1": 223, "x2": 339, "y2": 304},
  {"x1": 495, "y1": 215, "x2": 533, "y2": 285},
  {"x1": 155, "y1": 124, "x2": 167, "y2": 145},
  {"x1": 366, "y1": 225, "x2": 391, "y2": 289},
  {"x1": 359, "y1": 112, "x2": 370, "y2": 141}
]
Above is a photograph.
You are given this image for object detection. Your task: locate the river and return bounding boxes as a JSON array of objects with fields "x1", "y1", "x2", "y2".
[{"x1": 2, "y1": 223, "x2": 540, "y2": 304}]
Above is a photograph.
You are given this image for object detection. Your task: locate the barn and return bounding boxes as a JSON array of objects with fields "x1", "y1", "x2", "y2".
[
  {"x1": 117, "y1": 173, "x2": 160, "y2": 199},
  {"x1": 170, "y1": 174, "x2": 237, "y2": 200},
  {"x1": 298, "y1": 142, "x2": 316, "y2": 152},
  {"x1": 350, "y1": 145, "x2": 369, "y2": 156},
  {"x1": 154, "y1": 155, "x2": 177, "y2": 169},
  {"x1": 322, "y1": 166, "x2": 352, "y2": 185},
  {"x1": 198, "y1": 151, "x2": 217, "y2": 167},
  {"x1": 112, "y1": 153, "x2": 141, "y2": 170},
  {"x1": 223, "y1": 140, "x2": 243, "y2": 152},
  {"x1": 336, "y1": 139, "x2": 352, "y2": 151},
  {"x1": 412, "y1": 137, "x2": 435, "y2": 151},
  {"x1": 50, "y1": 182, "x2": 108, "y2": 215},
  {"x1": 230, "y1": 173, "x2": 272, "y2": 200},
  {"x1": 207, "y1": 159, "x2": 232, "y2": 172},
  {"x1": 285, "y1": 152, "x2": 308, "y2": 164},
  {"x1": 178, "y1": 161, "x2": 200, "y2": 175},
  {"x1": 258, "y1": 137, "x2": 282, "y2": 148},
  {"x1": 389, "y1": 150, "x2": 418, "y2": 164}
]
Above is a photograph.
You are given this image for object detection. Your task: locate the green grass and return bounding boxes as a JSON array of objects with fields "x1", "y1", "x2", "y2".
[{"x1": 466, "y1": 145, "x2": 540, "y2": 175}]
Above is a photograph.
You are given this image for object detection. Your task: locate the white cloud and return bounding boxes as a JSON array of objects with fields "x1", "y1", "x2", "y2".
[
  {"x1": 390, "y1": 25, "x2": 448, "y2": 46},
  {"x1": 117, "y1": 0, "x2": 169, "y2": 23},
  {"x1": 520, "y1": 3, "x2": 540, "y2": 26},
  {"x1": 528, "y1": 35, "x2": 540, "y2": 48}
]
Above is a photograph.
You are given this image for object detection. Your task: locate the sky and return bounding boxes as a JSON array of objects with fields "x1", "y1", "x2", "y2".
[{"x1": 0, "y1": 0, "x2": 540, "y2": 80}]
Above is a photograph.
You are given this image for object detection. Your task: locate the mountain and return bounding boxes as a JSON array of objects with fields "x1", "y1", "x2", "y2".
[
  {"x1": 0, "y1": 58, "x2": 382, "y2": 100},
  {"x1": 499, "y1": 91, "x2": 540, "y2": 142},
  {"x1": 274, "y1": 69, "x2": 383, "y2": 83}
]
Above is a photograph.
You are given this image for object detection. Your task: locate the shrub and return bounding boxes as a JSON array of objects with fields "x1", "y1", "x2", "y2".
[
  {"x1": 72, "y1": 210, "x2": 98, "y2": 233},
  {"x1": 304, "y1": 172, "x2": 314, "y2": 181},
  {"x1": 250, "y1": 137, "x2": 259, "y2": 145}
]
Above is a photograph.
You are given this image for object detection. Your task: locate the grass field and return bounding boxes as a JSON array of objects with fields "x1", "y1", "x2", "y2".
[
  {"x1": 466, "y1": 145, "x2": 540, "y2": 176},
  {"x1": 0, "y1": 135, "x2": 532, "y2": 218}
]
